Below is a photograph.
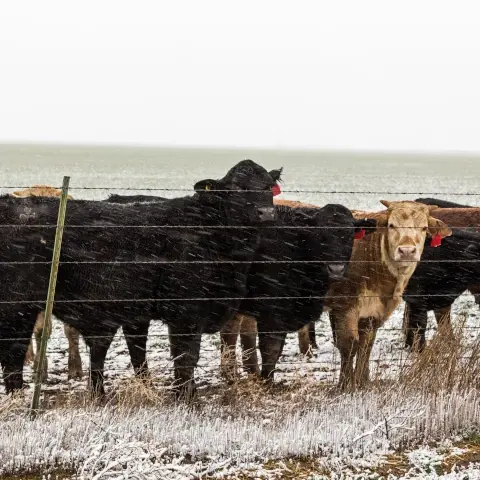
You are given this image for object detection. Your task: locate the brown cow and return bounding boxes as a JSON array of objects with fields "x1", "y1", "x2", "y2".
[
  {"x1": 326, "y1": 200, "x2": 451, "y2": 389},
  {"x1": 15, "y1": 186, "x2": 83, "y2": 381}
]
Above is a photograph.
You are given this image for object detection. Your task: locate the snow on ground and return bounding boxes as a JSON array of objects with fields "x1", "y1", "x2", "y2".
[
  {"x1": 2, "y1": 385, "x2": 480, "y2": 478},
  {"x1": 4, "y1": 291, "x2": 479, "y2": 396}
]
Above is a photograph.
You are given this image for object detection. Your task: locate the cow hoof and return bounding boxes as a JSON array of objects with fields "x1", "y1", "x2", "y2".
[
  {"x1": 174, "y1": 380, "x2": 197, "y2": 402},
  {"x1": 68, "y1": 370, "x2": 84, "y2": 381}
]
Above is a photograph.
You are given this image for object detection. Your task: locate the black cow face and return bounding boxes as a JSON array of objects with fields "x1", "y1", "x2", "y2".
[
  {"x1": 194, "y1": 160, "x2": 281, "y2": 224},
  {"x1": 307, "y1": 205, "x2": 376, "y2": 280}
]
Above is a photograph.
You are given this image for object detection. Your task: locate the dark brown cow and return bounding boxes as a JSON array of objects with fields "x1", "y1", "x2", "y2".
[{"x1": 15, "y1": 186, "x2": 83, "y2": 382}]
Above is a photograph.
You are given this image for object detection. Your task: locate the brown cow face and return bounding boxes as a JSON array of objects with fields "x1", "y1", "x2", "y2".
[{"x1": 378, "y1": 200, "x2": 452, "y2": 266}]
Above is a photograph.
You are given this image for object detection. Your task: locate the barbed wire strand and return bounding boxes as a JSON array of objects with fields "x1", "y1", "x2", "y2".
[
  {"x1": 4, "y1": 186, "x2": 480, "y2": 195},
  {"x1": 5, "y1": 324, "x2": 480, "y2": 342},
  {"x1": 0, "y1": 291, "x2": 479, "y2": 305},
  {"x1": 0, "y1": 224, "x2": 479, "y2": 230},
  {"x1": 9, "y1": 355, "x2": 480, "y2": 379},
  {"x1": 2, "y1": 258, "x2": 480, "y2": 265}
]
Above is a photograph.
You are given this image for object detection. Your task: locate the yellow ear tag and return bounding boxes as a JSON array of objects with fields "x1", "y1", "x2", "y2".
[{"x1": 205, "y1": 184, "x2": 211, "y2": 191}]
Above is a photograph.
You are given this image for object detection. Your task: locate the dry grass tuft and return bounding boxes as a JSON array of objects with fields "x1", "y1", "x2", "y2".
[{"x1": 396, "y1": 310, "x2": 480, "y2": 394}]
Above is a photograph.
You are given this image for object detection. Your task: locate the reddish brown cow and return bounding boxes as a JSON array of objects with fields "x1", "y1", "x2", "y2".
[{"x1": 15, "y1": 186, "x2": 83, "y2": 381}]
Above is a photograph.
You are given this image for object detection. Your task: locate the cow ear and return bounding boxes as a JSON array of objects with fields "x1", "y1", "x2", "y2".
[
  {"x1": 354, "y1": 218, "x2": 377, "y2": 237},
  {"x1": 427, "y1": 217, "x2": 452, "y2": 238},
  {"x1": 194, "y1": 179, "x2": 222, "y2": 192},
  {"x1": 380, "y1": 200, "x2": 391, "y2": 208},
  {"x1": 269, "y1": 167, "x2": 283, "y2": 183}
]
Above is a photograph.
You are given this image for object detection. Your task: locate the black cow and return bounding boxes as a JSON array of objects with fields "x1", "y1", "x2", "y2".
[
  {"x1": 221, "y1": 204, "x2": 376, "y2": 381},
  {"x1": 107, "y1": 194, "x2": 168, "y2": 203},
  {"x1": 0, "y1": 160, "x2": 280, "y2": 398},
  {"x1": 403, "y1": 229, "x2": 480, "y2": 350},
  {"x1": 415, "y1": 198, "x2": 474, "y2": 209}
]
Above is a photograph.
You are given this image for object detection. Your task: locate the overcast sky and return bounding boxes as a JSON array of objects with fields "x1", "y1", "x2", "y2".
[{"x1": 1, "y1": 0, "x2": 479, "y2": 152}]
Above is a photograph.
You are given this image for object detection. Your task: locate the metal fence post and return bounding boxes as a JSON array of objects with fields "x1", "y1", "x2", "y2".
[{"x1": 30, "y1": 176, "x2": 70, "y2": 418}]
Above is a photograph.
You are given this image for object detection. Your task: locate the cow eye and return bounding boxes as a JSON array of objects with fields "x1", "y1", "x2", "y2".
[
  {"x1": 388, "y1": 223, "x2": 395, "y2": 229},
  {"x1": 422, "y1": 226, "x2": 428, "y2": 231}
]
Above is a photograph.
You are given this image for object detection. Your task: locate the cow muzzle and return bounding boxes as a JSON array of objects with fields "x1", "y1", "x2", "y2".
[
  {"x1": 395, "y1": 245, "x2": 419, "y2": 262},
  {"x1": 327, "y1": 263, "x2": 347, "y2": 280}
]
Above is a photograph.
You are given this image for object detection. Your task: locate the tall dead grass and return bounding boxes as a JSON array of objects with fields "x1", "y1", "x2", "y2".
[{"x1": 395, "y1": 310, "x2": 480, "y2": 395}]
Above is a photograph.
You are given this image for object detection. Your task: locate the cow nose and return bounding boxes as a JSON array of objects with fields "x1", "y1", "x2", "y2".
[
  {"x1": 398, "y1": 246, "x2": 416, "y2": 257},
  {"x1": 327, "y1": 264, "x2": 346, "y2": 279},
  {"x1": 257, "y1": 207, "x2": 275, "y2": 222}
]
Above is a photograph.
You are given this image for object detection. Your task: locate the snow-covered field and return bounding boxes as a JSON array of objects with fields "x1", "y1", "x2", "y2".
[
  {"x1": 1, "y1": 145, "x2": 480, "y2": 478},
  {"x1": 10, "y1": 292, "x2": 480, "y2": 395}
]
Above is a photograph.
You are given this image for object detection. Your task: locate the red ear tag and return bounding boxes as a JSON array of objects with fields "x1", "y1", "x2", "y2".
[
  {"x1": 354, "y1": 229, "x2": 366, "y2": 240},
  {"x1": 430, "y1": 234, "x2": 442, "y2": 247},
  {"x1": 272, "y1": 183, "x2": 281, "y2": 196},
  {"x1": 355, "y1": 228, "x2": 365, "y2": 240}
]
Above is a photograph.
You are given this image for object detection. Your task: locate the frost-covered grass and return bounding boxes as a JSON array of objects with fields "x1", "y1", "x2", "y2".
[{"x1": 2, "y1": 384, "x2": 480, "y2": 478}]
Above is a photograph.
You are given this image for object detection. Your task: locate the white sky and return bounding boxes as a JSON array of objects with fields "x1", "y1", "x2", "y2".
[{"x1": 1, "y1": 0, "x2": 479, "y2": 152}]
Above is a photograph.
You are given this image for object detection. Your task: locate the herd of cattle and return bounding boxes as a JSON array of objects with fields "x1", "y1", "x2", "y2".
[{"x1": 1, "y1": 159, "x2": 480, "y2": 399}]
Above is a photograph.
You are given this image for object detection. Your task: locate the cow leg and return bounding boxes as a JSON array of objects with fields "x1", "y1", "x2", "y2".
[
  {"x1": 329, "y1": 312, "x2": 338, "y2": 346},
  {"x1": 469, "y1": 284, "x2": 480, "y2": 307},
  {"x1": 167, "y1": 325, "x2": 175, "y2": 358},
  {"x1": 239, "y1": 315, "x2": 260, "y2": 375},
  {"x1": 32, "y1": 311, "x2": 49, "y2": 383},
  {"x1": 309, "y1": 321, "x2": 318, "y2": 349},
  {"x1": 331, "y1": 309, "x2": 359, "y2": 391},
  {"x1": 354, "y1": 317, "x2": 377, "y2": 387},
  {"x1": 258, "y1": 330, "x2": 287, "y2": 382},
  {"x1": 1, "y1": 348, "x2": 27, "y2": 394},
  {"x1": 83, "y1": 329, "x2": 116, "y2": 397},
  {"x1": 25, "y1": 340, "x2": 34, "y2": 365},
  {"x1": 298, "y1": 324, "x2": 312, "y2": 356},
  {"x1": 219, "y1": 314, "x2": 242, "y2": 381},
  {"x1": 123, "y1": 321, "x2": 150, "y2": 380},
  {"x1": 475, "y1": 294, "x2": 480, "y2": 307},
  {"x1": 169, "y1": 326, "x2": 202, "y2": 400},
  {"x1": 0, "y1": 311, "x2": 37, "y2": 394},
  {"x1": 65, "y1": 324, "x2": 83, "y2": 380},
  {"x1": 434, "y1": 305, "x2": 454, "y2": 339},
  {"x1": 403, "y1": 303, "x2": 428, "y2": 351},
  {"x1": 402, "y1": 302, "x2": 410, "y2": 347}
]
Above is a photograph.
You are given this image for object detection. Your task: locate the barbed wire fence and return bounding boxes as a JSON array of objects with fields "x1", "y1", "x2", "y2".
[{"x1": 1, "y1": 183, "x2": 480, "y2": 400}]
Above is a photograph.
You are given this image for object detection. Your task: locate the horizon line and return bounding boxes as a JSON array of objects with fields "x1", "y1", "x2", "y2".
[{"x1": 1, "y1": 140, "x2": 480, "y2": 158}]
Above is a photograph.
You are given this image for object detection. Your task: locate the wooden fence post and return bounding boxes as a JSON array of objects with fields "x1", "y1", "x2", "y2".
[{"x1": 30, "y1": 176, "x2": 70, "y2": 418}]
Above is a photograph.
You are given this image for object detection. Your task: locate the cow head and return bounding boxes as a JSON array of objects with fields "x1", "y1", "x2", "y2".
[
  {"x1": 305, "y1": 204, "x2": 377, "y2": 280},
  {"x1": 194, "y1": 160, "x2": 281, "y2": 224},
  {"x1": 377, "y1": 200, "x2": 452, "y2": 267}
]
